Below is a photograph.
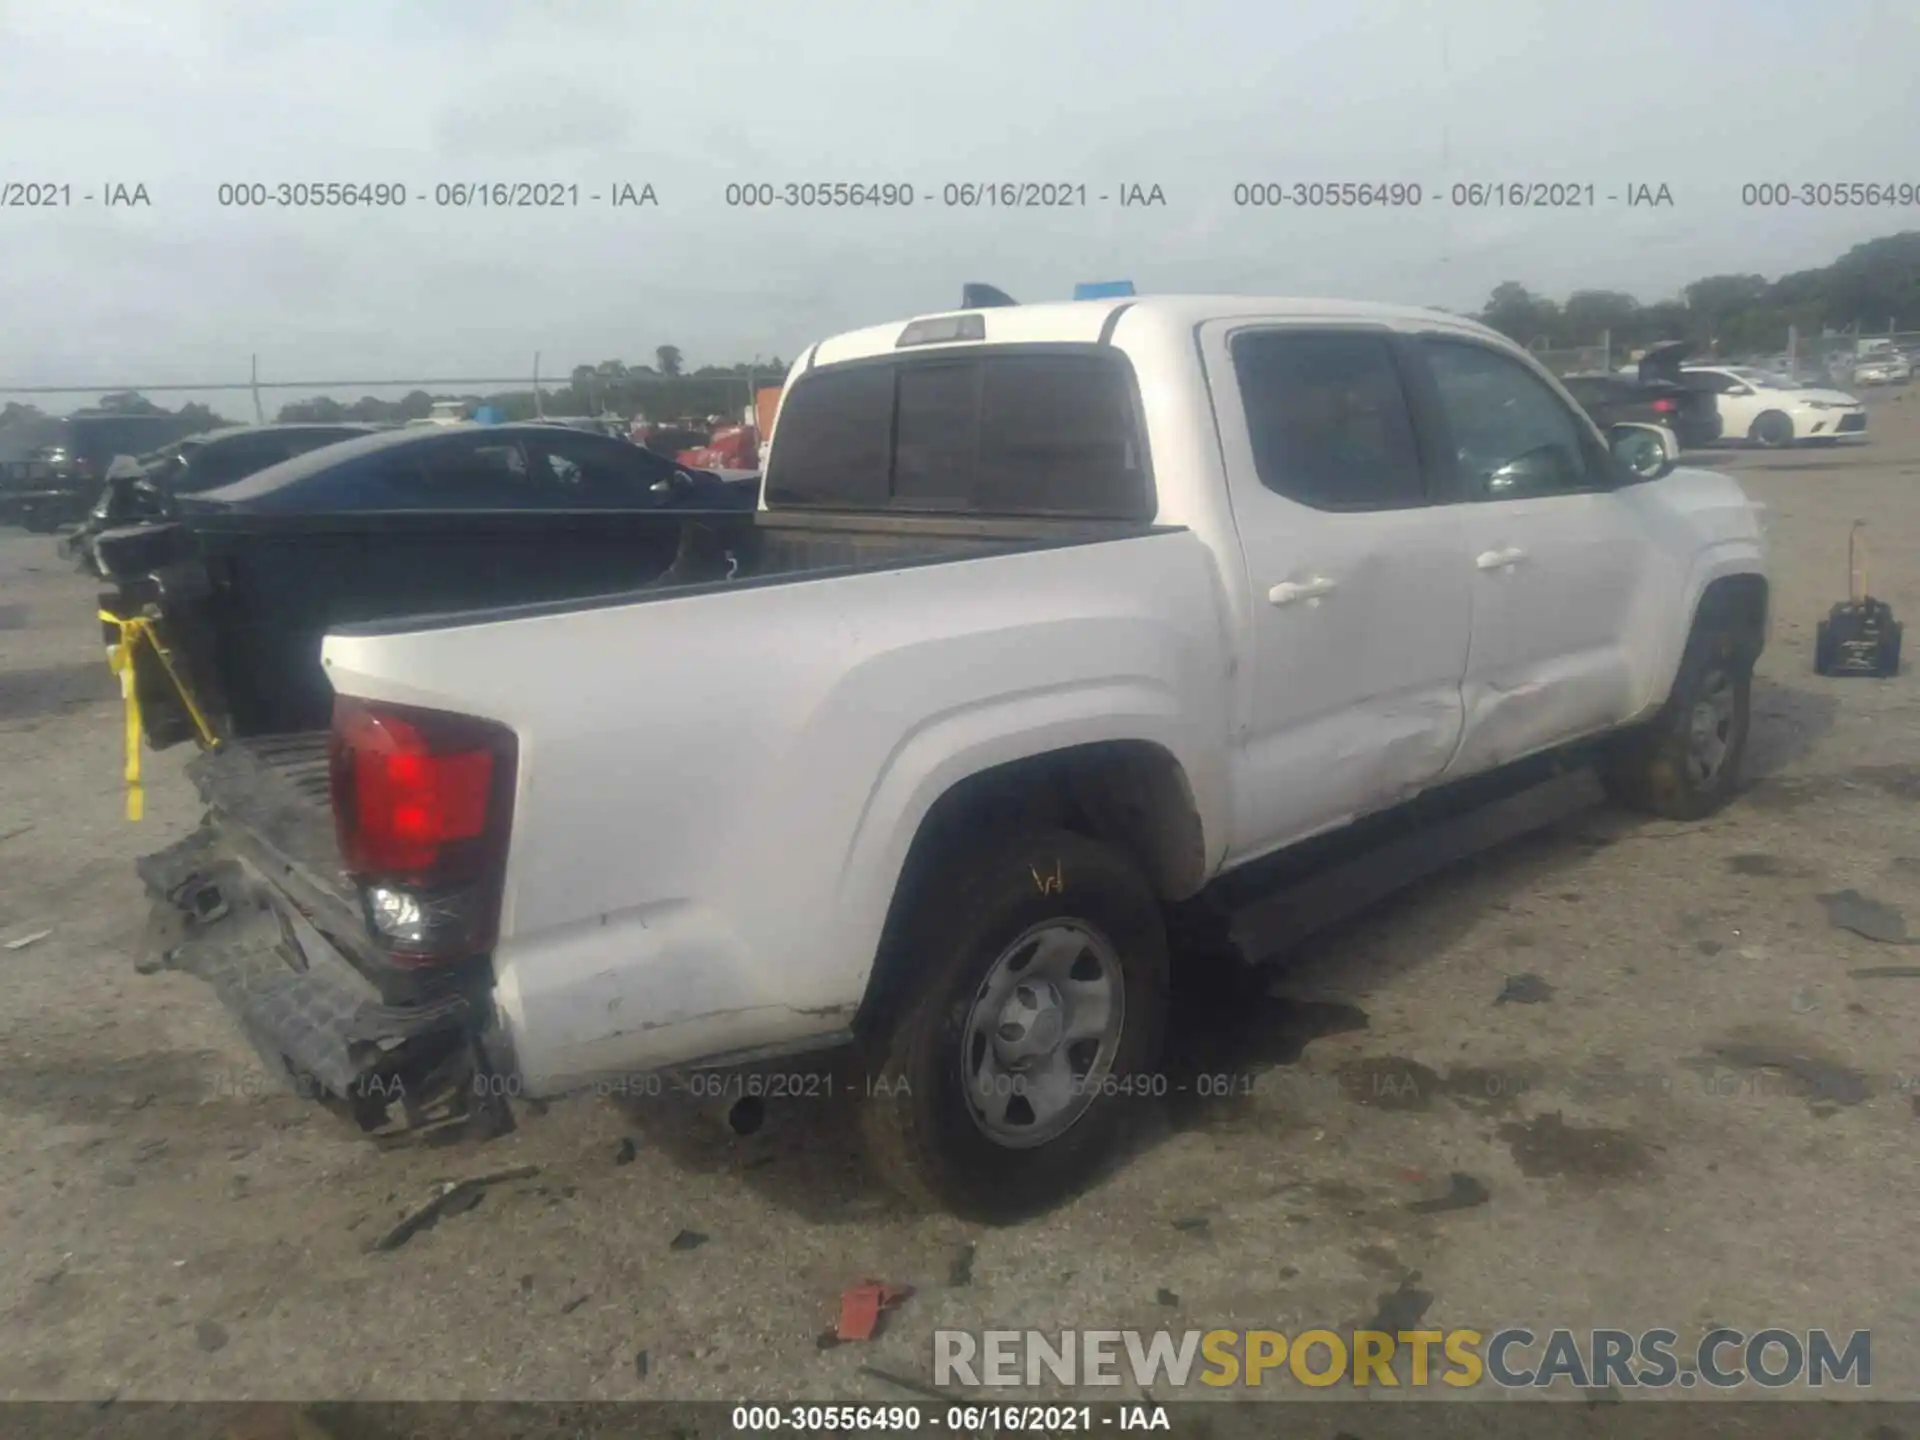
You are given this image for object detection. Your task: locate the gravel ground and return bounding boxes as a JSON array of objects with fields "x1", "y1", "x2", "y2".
[{"x1": 2, "y1": 405, "x2": 1918, "y2": 1410}]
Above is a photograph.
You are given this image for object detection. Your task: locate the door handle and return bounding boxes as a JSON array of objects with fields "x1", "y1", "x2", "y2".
[
  {"x1": 1475, "y1": 547, "x2": 1525, "y2": 571},
  {"x1": 1269, "y1": 577, "x2": 1338, "y2": 606}
]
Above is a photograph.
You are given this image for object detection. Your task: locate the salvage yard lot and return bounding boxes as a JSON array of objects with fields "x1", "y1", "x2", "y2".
[{"x1": 2, "y1": 407, "x2": 1919, "y2": 1404}]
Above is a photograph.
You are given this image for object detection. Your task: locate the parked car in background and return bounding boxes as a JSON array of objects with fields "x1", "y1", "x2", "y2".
[
  {"x1": 1680, "y1": 365, "x2": 1866, "y2": 447},
  {"x1": 62, "y1": 423, "x2": 388, "y2": 571},
  {"x1": 530, "y1": 416, "x2": 631, "y2": 440},
  {"x1": 0, "y1": 411, "x2": 203, "y2": 530},
  {"x1": 1851, "y1": 353, "x2": 1912, "y2": 386},
  {"x1": 1560, "y1": 371, "x2": 1718, "y2": 455},
  {"x1": 179, "y1": 422, "x2": 756, "y2": 515}
]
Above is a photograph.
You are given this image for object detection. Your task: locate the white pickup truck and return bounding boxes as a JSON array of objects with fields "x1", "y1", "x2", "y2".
[{"x1": 108, "y1": 295, "x2": 1767, "y2": 1219}]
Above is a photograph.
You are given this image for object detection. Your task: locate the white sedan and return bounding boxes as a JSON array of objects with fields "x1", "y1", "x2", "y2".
[
  {"x1": 1680, "y1": 365, "x2": 1867, "y2": 447},
  {"x1": 1852, "y1": 354, "x2": 1913, "y2": 386}
]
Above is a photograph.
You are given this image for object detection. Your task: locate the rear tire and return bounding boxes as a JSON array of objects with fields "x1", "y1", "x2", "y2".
[
  {"x1": 1602, "y1": 617, "x2": 1752, "y2": 820},
  {"x1": 1749, "y1": 410, "x2": 1795, "y2": 448},
  {"x1": 858, "y1": 828, "x2": 1169, "y2": 1222}
]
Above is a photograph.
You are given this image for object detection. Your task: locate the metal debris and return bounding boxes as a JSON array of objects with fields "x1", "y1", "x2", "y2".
[
  {"x1": 370, "y1": 1165, "x2": 540, "y2": 1252},
  {"x1": 3, "y1": 929, "x2": 51, "y2": 951}
]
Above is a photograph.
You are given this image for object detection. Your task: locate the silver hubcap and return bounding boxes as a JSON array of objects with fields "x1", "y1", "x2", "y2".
[
  {"x1": 961, "y1": 921, "x2": 1126, "y2": 1149},
  {"x1": 1686, "y1": 669, "x2": 1736, "y2": 784}
]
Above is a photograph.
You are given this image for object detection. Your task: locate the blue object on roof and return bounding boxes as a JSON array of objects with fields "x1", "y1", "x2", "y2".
[
  {"x1": 1073, "y1": 281, "x2": 1135, "y2": 300},
  {"x1": 472, "y1": 405, "x2": 504, "y2": 424}
]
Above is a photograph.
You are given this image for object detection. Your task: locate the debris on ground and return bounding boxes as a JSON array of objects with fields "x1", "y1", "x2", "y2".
[
  {"x1": 1818, "y1": 889, "x2": 1914, "y2": 945},
  {"x1": 861, "y1": 1364, "x2": 964, "y2": 1404},
  {"x1": 669, "y1": 1228, "x2": 709, "y2": 1252},
  {"x1": 1172, "y1": 1216, "x2": 1210, "y2": 1234},
  {"x1": 948, "y1": 1243, "x2": 975, "y2": 1287},
  {"x1": 1495, "y1": 973, "x2": 1556, "y2": 1005},
  {"x1": 1852, "y1": 965, "x2": 1920, "y2": 979},
  {"x1": 633, "y1": 1349, "x2": 650, "y2": 1380},
  {"x1": 3, "y1": 929, "x2": 51, "y2": 951},
  {"x1": 1408, "y1": 1172, "x2": 1491, "y2": 1214},
  {"x1": 1709, "y1": 1042, "x2": 1871, "y2": 1108},
  {"x1": 195, "y1": 1319, "x2": 230, "y2": 1352},
  {"x1": 614, "y1": 1137, "x2": 638, "y2": 1165},
  {"x1": 1155, "y1": 1287, "x2": 1180, "y2": 1306},
  {"x1": 1364, "y1": 1275, "x2": 1434, "y2": 1332},
  {"x1": 836, "y1": 1280, "x2": 914, "y2": 1341},
  {"x1": 560, "y1": 1294, "x2": 589, "y2": 1314},
  {"x1": 369, "y1": 1165, "x2": 541, "y2": 1253}
]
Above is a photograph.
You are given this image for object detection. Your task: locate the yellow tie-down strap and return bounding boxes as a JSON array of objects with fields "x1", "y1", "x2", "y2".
[{"x1": 99, "y1": 610, "x2": 219, "y2": 821}]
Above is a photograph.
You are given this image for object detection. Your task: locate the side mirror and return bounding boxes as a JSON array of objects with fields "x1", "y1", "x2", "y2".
[{"x1": 1609, "y1": 424, "x2": 1673, "y2": 481}]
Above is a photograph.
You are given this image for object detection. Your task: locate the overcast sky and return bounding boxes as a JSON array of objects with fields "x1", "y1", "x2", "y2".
[{"x1": 1, "y1": 0, "x2": 1915, "y2": 414}]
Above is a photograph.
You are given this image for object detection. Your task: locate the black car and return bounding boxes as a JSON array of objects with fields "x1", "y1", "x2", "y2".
[
  {"x1": 183, "y1": 423, "x2": 757, "y2": 515},
  {"x1": 1560, "y1": 343, "x2": 1722, "y2": 449},
  {"x1": 63, "y1": 423, "x2": 388, "y2": 572}
]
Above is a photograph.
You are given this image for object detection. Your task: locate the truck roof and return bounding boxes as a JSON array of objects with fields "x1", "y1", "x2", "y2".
[{"x1": 804, "y1": 295, "x2": 1500, "y2": 369}]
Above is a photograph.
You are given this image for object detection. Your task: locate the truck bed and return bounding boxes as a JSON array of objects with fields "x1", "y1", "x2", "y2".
[{"x1": 97, "y1": 506, "x2": 1163, "y2": 752}]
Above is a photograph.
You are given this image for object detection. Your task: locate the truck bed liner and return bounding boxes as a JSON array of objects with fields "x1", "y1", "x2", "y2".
[{"x1": 187, "y1": 733, "x2": 349, "y2": 909}]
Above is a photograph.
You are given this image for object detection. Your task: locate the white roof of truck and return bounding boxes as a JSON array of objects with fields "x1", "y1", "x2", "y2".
[{"x1": 805, "y1": 296, "x2": 1502, "y2": 368}]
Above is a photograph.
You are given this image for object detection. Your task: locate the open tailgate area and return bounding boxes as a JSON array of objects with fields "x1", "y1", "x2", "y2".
[{"x1": 137, "y1": 733, "x2": 502, "y2": 1138}]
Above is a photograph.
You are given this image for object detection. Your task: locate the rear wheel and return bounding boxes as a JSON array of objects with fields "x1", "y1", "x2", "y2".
[
  {"x1": 859, "y1": 828, "x2": 1169, "y2": 1221},
  {"x1": 1749, "y1": 410, "x2": 1795, "y2": 448},
  {"x1": 1602, "y1": 617, "x2": 1752, "y2": 819}
]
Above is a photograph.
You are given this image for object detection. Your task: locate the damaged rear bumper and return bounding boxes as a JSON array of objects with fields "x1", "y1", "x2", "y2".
[{"x1": 137, "y1": 824, "x2": 510, "y2": 1137}]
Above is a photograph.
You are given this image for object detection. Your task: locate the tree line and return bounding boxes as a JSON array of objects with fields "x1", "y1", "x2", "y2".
[
  {"x1": 8, "y1": 229, "x2": 1919, "y2": 434},
  {"x1": 275, "y1": 347, "x2": 786, "y2": 427},
  {"x1": 1473, "y1": 229, "x2": 1920, "y2": 356}
]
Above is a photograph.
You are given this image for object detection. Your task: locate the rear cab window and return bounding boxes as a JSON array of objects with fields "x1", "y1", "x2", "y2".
[{"x1": 763, "y1": 347, "x2": 1154, "y2": 520}]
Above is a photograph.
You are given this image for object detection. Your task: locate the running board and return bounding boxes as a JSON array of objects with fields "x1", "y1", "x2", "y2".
[{"x1": 1226, "y1": 766, "x2": 1606, "y2": 963}]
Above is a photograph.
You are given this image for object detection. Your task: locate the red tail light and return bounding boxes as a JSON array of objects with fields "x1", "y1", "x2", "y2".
[
  {"x1": 329, "y1": 697, "x2": 517, "y2": 964},
  {"x1": 1651, "y1": 398, "x2": 1677, "y2": 414}
]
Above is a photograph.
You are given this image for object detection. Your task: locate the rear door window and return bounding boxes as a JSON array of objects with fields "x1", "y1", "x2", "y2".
[
  {"x1": 765, "y1": 348, "x2": 1150, "y2": 518},
  {"x1": 529, "y1": 432, "x2": 681, "y2": 504},
  {"x1": 1230, "y1": 330, "x2": 1427, "y2": 509},
  {"x1": 315, "y1": 437, "x2": 536, "y2": 509}
]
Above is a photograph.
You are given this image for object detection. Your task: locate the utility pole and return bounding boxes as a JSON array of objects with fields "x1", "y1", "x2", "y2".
[
  {"x1": 533, "y1": 352, "x2": 544, "y2": 419},
  {"x1": 250, "y1": 354, "x2": 264, "y2": 424}
]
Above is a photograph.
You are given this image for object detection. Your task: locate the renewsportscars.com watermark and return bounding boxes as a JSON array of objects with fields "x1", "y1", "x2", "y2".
[{"x1": 934, "y1": 1327, "x2": 1871, "y2": 1391}]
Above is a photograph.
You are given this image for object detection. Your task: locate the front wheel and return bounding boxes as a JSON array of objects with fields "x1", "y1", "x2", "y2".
[
  {"x1": 1749, "y1": 410, "x2": 1796, "y2": 448},
  {"x1": 858, "y1": 828, "x2": 1169, "y2": 1222},
  {"x1": 1601, "y1": 620, "x2": 1753, "y2": 819}
]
